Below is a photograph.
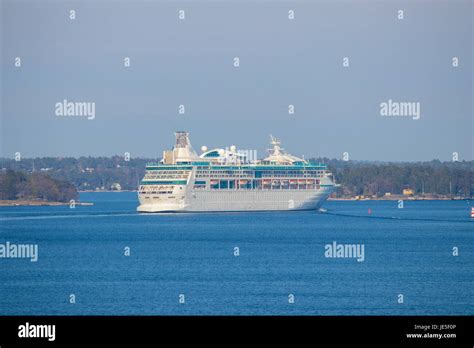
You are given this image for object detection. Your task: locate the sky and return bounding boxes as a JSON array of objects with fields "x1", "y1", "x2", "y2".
[{"x1": 1, "y1": 0, "x2": 472, "y2": 161}]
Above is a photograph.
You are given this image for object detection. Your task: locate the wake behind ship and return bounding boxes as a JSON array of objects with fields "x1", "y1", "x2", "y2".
[{"x1": 137, "y1": 131, "x2": 336, "y2": 212}]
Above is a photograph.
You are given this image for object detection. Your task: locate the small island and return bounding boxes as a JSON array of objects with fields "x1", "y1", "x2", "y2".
[{"x1": 0, "y1": 170, "x2": 79, "y2": 206}]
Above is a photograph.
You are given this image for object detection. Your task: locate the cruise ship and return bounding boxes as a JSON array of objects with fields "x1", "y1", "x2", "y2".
[{"x1": 137, "y1": 131, "x2": 336, "y2": 212}]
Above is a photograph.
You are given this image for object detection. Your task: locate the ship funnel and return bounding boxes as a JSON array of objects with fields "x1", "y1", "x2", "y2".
[
  {"x1": 175, "y1": 131, "x2": 191, "y2": 148},
  {"x1": 171, "y1": 131, "x2": 199, "y2": 163}
]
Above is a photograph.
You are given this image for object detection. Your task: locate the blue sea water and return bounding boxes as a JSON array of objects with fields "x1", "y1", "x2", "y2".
[{"x1": 0, "y1": 192, "x2": 472, "y2": 315}]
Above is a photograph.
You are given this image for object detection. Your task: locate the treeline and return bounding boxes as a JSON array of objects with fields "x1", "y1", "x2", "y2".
[
  {"x1": 0, "y1": 157, "x2": 472, "y2": 198},
  {"x1": 0, "y1": 170, "x2": 78, "y2": 202},
  {"x1": 311, "y1": 158, "x2": 473, "y2": 198},
  {"x1": 0, "y1": 156, "x2": 149, "y2": 191}
]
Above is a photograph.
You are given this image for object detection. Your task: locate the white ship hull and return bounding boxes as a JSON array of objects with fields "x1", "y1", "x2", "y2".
[{"x1": 137, "y1": 186, "x2": 333, "y2": 213}]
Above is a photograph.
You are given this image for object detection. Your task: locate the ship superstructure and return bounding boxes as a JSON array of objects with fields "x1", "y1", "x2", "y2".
[{"x1": 137, "y1": 131, "x2": 336, "y2": 212}]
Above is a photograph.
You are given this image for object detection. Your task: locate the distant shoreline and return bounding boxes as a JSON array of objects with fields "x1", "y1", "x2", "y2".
[
  {"x1": 81, "y1": 190, "x2": 469, "y2": 202},
  {"x1": 328, "y1": 197, "x2": 469, "y2": 201},
  {"x1": 1, "y1": 194, "x2": 469, "y2": 207}
]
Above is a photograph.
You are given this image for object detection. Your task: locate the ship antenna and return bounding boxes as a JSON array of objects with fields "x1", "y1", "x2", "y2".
[{"x1": 268, "y1": 135, "x2": 283, "y2": 155}]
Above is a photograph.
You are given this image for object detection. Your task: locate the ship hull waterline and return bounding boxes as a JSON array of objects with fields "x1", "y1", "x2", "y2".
[{"x1": 137, "y1": 187, "x2": 334, "y2": 213}]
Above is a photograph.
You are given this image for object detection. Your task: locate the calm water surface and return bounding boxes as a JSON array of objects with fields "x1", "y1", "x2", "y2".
[{"x1": 0, "y1": 192, "x2": 472, "y2": 315}]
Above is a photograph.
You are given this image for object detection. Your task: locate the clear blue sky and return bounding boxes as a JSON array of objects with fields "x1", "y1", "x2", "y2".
[{"x1": 1, "y1": 0, "x2": 472, "y2": 161}]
